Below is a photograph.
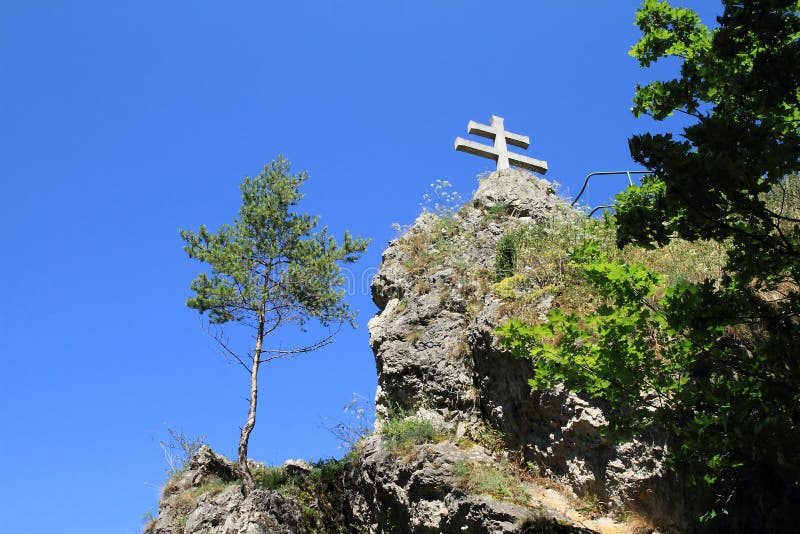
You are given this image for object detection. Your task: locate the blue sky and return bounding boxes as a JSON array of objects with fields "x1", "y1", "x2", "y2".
[{"x1": 0, "y1": 2, "x2": 721, "y2": 533}]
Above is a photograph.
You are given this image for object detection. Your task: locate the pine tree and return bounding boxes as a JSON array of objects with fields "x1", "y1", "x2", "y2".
[{"x1": 180, "y1": 156, "x2": 369, "y2": 495}]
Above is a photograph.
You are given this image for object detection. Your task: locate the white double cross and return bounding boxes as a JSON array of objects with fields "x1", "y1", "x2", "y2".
[{"x1": 455, "y1": 115, "x2": 547, "y2": 174}]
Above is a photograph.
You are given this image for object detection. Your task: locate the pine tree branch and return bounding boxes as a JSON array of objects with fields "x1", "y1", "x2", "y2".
[
  {"x1": 258, "y1": 324, "x2": 343, "y2": 363},
  {"x1": 201, "y1": 321, "x2": 253, "y2": 373}
]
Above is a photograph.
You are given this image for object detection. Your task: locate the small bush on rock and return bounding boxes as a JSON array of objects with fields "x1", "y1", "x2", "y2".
[
  {"x1": 380, "y1": 416, "x2": 445, "y2": 450},
  {"x1": 451, "y1": 460, "x2": 528, "y2": 505},
  {"x1": 252, "y1": 465, "x2": 295, "y2": 490}
]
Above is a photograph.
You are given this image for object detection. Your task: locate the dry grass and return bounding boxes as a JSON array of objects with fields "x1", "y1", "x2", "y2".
[
  {"x1": 192, "y1": 476, "x2": 237, "y2": 498},
  {"x1": 449, "y1": 340, "x2": 471, "y2": 359},
  {"x1": 161, "y1": 477, "x2": 182, "y2": 497},
  {"x1": 404, "y1": 328, "x2": 424, "y2": 344},
  {"x1": 413, "y1": 279, "x2": 432, "y2": 294},
  {"x1": 473, "y1": 422, "x2": 507, "y2": 454},
  {"x1": 493, "y1": 214, "x2": 729, "y2": 325},
  {"x1": 397, "y1": 215, "x2": 461, "y2": 277},
  {"x1": 172, "y1": 491, "x2": 197, "y2": 515},
  {"x1": 575, "y1": 493, "x2": 607, "y2": 519},
  {"x1": 451, "y1": 459, "x2": 529, "y2": 505}
]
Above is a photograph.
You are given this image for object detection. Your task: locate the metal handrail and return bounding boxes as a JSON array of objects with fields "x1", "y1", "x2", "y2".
[
  {"x1": 570, "y1": 170, "x2": 652, "y2": 209},
  {"x1": 587, "y1": 204, "x2": 612, "y2": 217}
]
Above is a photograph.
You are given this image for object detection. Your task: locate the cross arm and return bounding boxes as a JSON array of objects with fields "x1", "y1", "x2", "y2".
[
  {"x1": 455, "y1": 137, "x2": 499, "y2": 161},
  {"x1": 467, "y1": 120, "x2": 530, "y2": 149},
  {"x1": 508, "y1": 153, "x2": 548, "y2": 174}
]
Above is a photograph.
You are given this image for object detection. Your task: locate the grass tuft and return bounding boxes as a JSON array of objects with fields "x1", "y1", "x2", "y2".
[
  {"x1": 451, "y1": 459, "x2": 528, "y2": 505},
  {"x1": 380, "y1": 415, "x2": 445, "y2": 451},
  {"x1": 192, "y1": 476, "x2": 238, "y2": 498}
]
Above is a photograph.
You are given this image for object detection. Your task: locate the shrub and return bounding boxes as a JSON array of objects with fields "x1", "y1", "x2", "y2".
[
  {"x1": 305, "y1": 457, "x2": 349, "y2": 486},
  {"x1": 252, "y1": 465, "x2": 294, "y2": 490},
  {"x1": 494, "y1": 233, "x2": 517, "y2": 281},
  {"x1": 493, "y1": 216, "x2": 595, "y2": 287}
]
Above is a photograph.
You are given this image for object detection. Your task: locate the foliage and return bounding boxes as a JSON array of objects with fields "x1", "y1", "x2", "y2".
[
  {"x1": 157, "y1": 453, "x2": 356, "y2": 532},
  {"x1": 251, "y1": 456, "x2": 352, "y2": 493},
  {"x1": 625, "y1": 0, "x2": 800, "y2": 527},
  {"x1": 484, "y1": 202, "x2": 511, "y2": 221},
  {"x1": 380, "y1": 415, "x2": 445, "y2": 450},
  {"x1": 503, "y1": 1, "x2": 800, "y2": 529},
  {"x1": 169, "y1": 491, "x2": 197, "y2": 530},
  {"x1": 500, "y1": 241, "x2": 693, "y2": 433},
  {"x1": 451, "y1": 460, "x2": 528, "y2": 505},
  {"x1": 252, "y1": 464, "x2": 295, "y2": 490},
  {"x1": 255, "y1": 457, "x2": 356, "y2": 531},
  {"x1": 181, "y1": 156, "x2": 369, "y2": 494},
  {"x1": 492, "y1": 217, "x2": 587, "y2": 327},
  {"x1": 493, "y1": 216, "x2": 594, "y2": 286},
  {"x1": 192, "y1": 476, "x2": 237, "y2": 498},
  {"x1": 474, "y1": 421, "x2": 507, "y2": 454},
  {"x1": 494, "y1": 233, "x2": 518, "y2": 281},
  {"x1": 493, "y1": 214, "x2": 726, "y2": 327},
  {"x1": 623, "y1": 0, "x2": 800, "y2": 267},
  {"x1": 398, "y1": 214, "x2": 463, "y2": 277},
  {"x1": 501, "y1": 206, "x2": 800, "y2": 528},
  {"x1": 306, "y1": 456, "x2": 352, "y2": 486},
  {"x1": 181, "y1": 156, "x2": 368, "y2": 329}
]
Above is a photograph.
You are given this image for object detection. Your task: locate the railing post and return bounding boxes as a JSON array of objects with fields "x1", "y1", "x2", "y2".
[{"x1": 571, "y1": 170, "x2": 652, "y2": 215}]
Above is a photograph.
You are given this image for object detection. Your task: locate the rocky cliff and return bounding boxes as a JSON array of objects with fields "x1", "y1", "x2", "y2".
[{"x1": 146, "y1": 169, "x2": 678, "y2": 533}]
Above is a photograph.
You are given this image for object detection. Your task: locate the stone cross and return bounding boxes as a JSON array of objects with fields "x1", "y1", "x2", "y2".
[{"x1": 454, "y1": 115, "x2": 548, "y2": 174}]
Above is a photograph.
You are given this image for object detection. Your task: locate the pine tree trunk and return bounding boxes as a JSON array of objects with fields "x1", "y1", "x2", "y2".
[{"x1": 238, "y1": 312, "x2": 264, "y2": 496}]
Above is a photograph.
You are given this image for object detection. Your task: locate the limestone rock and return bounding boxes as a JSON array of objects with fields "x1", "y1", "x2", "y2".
[
  {"x1": 368, "y1": 169, "x2": 680, "y2": 529},
  {"x1": 345, "y1": 435, "x2": 595, "y2": 534},
  {"x1": 147, "y1": 436, "x2": 597, "y2": 534},
  {"x1": 472, "y1": 168, "x2": 569, "y2": 219},
  {"x1": 187, "y1": 446, "x2": 238, "y2": 486},
  {"x1": 282, "y1": 459, "x2": 311, "y2": 477}
]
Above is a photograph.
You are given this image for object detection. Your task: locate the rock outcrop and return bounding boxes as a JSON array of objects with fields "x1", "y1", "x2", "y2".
[
  {"x1": 345, "y1": 435, "x2": 602, "y2": 533},
  {"x1": 369, "y1": 169, "x2": 677, "y2": 526},
  {"x1": 146, "y1": 169, "x2": 680, "y2": 533},
  {"x1": 147, "y1": 438, "x2": 606, "y2": 533}
]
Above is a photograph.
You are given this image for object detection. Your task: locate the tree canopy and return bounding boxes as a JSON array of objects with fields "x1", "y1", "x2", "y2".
[
  {"x1": 181, "y1": 157, "x2": 368, "y2": 495},
  {"x1": 501, "y1": 1, "x2": 800, "y2": 530}
]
